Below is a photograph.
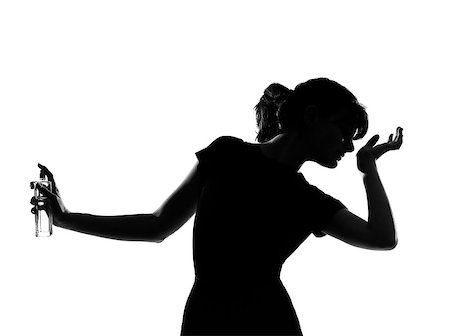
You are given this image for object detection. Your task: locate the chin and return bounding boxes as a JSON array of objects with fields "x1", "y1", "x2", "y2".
[
  {"x1": 324, "y1": 162, "x2": 338, "y2": 169},
  {"x1": 313, "y1": 158, "x2": 339, "y2": 169}
]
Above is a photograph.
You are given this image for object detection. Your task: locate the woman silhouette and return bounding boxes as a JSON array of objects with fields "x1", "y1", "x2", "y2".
[{"x1": 31, "y1": 78, "x2": 403, "y2": 335}]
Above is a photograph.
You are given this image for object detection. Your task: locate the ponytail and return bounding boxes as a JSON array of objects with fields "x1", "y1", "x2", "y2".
[{"x1": 254, "y1": 83, "x2": 292, "y2": 143}]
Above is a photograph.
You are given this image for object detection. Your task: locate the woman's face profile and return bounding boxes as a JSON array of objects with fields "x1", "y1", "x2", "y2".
[{"x1": 306, "y1": 112, "x2": 357, "y2": 168}]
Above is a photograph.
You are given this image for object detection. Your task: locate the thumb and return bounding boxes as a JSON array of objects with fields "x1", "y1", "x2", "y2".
[
  {"x1": 366, "y1": 134, "x2": 380, "y2": 147},
  {"x1": 36, "y1": 183, "x2": 54, "y2": 199}
]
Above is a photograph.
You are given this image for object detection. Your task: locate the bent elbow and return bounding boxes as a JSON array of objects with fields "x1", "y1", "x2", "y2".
[
  {"x1": 371, "y1": 228, "x2": 398, "y2": 250},
  {"x1": 389, "y1": 237, "x2": 398, "y2": 250},
  {"x1": 388, "y1": 233, "x2": 399, "y2": 250},
  {"x1": 143, "y1": 214, "x2": 167, "y2": 243},
  {"x1": 155, "y1": 236, "x2": 165, "y2": 243},
  {"x1": 145, "y1": 233, "x2": 166, "y2": 243},
  {"x1": 143, "y1": 237, "x2": 165, "y2": 243},
  {"x1": 378, "y1": 237, "x2": 398, "y2": 250},
  {"x1": 139, "y1": 230, "x2": 166, "y2": 243}
]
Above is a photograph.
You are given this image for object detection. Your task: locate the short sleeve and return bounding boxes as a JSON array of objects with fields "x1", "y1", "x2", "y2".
[
  {"x1": 307, "y1": 185, "x2": 346, "y2": 238},
  {"x1": 195, "y1": 136, "x2": 243, "y2": 184}
]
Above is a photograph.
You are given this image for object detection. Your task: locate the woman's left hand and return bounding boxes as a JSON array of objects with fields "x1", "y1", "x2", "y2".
[{"x1": 357, "y1": 127, "x2": 403, "y2": 174}]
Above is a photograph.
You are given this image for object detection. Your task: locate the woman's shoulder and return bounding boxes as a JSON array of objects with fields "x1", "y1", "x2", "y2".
[
  {"x1": 199, "y1": 136, "x2": 259, "y2": 165},
  {"x1": 202, "y1": 136, "x2": 247, "y2": 154},
  {"x1": 210, "y1": 136, "x2": 245, "y2": 146}
]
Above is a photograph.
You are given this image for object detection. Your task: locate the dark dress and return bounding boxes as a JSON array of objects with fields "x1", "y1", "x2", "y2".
[{"x1": 180, "y1": 136, "x2": 346, "y2": 336}]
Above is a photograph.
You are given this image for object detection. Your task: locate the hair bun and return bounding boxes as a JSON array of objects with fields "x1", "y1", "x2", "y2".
[
  {"x1": 262, "y1": 83, "x2": 292, "y2": 105},
  {"x1": 255, "y1": 83, "x2": 293, "y2": 143}
]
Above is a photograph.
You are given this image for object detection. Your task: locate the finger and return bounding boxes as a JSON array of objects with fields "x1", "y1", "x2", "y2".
[
  {"x1": 36, "y1": 183, "x2": 54, "y2": 198},
  {"x1": 38, "y1": 163, "x2": 55, "y2": 182},
  {"x1": 31, "y1": 197, "x2": 49, "y2": 211},
  {"x1": 366, "y1": 134, "x2": 380, "y2": 147},
  {"x1": 31, "y1": 195, "x2": 49, "y2": 205},
  {"x1": 388, "y1": 134, "x2": 393, "y2": 142},
  {"x1": 31, "y1": 203, "x2": 48, "y2": 212},
  {"x1": 392, "y1": 127, "x2": 403, "y2": 148},
  {"x1": 374, "y1": 137, "x2": 402, "y2": 158},
  {"x1": 31, "y1": 205, "x2": 49, "y2": 214},
  {"x1": 372, "y1": 143, "x2": 392, "y2": 159}
]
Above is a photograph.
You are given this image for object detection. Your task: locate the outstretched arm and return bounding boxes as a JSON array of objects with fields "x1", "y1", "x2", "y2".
[
  {"x1": 60, "y1": 213, "x2": 164, "y2": 242},
  {"x1": 324, "y1": 127, "x2": 403, "y2": 250},
  {"x1": 32, "y1": 163, "x2": 201, "y2": 242}
]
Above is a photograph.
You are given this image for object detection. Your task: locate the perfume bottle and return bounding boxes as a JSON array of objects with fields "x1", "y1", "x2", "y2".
[{"x1": 30, "y1": 174, "x2": 53, "y2": 237}]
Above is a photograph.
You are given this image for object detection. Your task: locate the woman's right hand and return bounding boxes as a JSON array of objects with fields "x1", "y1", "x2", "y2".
[{"x1": 30, "y1": 163, "x2": 70, "y2": 227}]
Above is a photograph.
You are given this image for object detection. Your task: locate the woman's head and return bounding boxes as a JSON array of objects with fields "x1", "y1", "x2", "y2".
[{"x1": 255, "y1": 78, "x2": 368, "y2": 144}]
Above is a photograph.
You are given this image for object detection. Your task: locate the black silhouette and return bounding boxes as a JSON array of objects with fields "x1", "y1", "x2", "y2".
[{"x1": 31, "y1": 78, "x2": 403, "y2": 335}]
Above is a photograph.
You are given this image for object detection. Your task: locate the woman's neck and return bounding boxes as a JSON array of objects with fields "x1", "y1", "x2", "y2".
[{"x1": 259, "y1": 133, "x2": 309, "y2": 172}]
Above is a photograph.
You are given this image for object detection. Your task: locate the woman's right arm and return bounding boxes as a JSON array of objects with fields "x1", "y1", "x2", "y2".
[
  {"x1": 58, "y1": 213, "x2": 165, "y2": 242},
  {"x1": 32, "y1": 162, "x2": 201, "y2": 242}
]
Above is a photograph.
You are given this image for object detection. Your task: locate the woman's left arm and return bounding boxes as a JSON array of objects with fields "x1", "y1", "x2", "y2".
[
  {"x1": 359, "y1": 127, "x2": 403, "y2": 247},
  {"x1": 323, "y1": 127, "x2": 403, "y2": 250}
]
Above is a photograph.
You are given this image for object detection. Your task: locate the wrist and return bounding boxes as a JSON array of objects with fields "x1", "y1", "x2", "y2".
[
  {"x1": 358, "y1": 159, "x2": 378, "y2": 175},
  {"x1": 56, "y1": 211, "x2": 72, "y2": 229},
  {"x1": 362, "y1": 165, "x2": 378, "y2": 177}
]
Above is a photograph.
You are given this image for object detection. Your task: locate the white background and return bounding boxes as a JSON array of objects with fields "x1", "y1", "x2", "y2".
[{"x1": 1, "y1": 1, "x2": 448, "y2": 335}]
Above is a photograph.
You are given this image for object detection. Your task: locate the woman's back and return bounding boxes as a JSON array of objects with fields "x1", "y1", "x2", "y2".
[{"x1": 181, "y1": 136, "x2": 346, "y2": 335}]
